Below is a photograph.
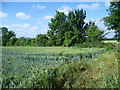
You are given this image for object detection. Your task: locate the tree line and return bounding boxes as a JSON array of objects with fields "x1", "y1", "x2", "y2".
[
  {"x1": 0, "y1": 1, "x2": 120, "y2": 46},
  {"x1": 0, "y1": 9, "x2": 105, "y2": 46}
]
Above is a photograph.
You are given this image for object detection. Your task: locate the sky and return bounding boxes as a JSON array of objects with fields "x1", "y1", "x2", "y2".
[{"x1": 0, "y1": 1, "x2": 116, "y2": 38}]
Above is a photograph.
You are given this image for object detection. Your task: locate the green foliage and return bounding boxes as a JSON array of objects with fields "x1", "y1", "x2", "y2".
[
  {"x1": 2, "y1": 47, "x2": 118, "y2": 88},
  {"x1": 103, "y1": 1, "x2": 120, "y2": 41},
  {"x1": 48, "y1": 9, "x2": 87, "y2": 46},
  {"x1": 2, "y1": 47, "x2": 106, "y2": 88},
  {"x1": 6, "y1": 38, "x2": 18, "y2": 46},
  {"x1": 48, "y1": 11, "x2": 67, "y2": 46},
  {"x1": 67, "y1": 9, "x2": 87, "y2": 44},
  {"x1": 14, "y1": 37, "x2": 32, "y2": 46},
  {"x1": 63, "y1": 51, "x2": 118, "y2": 88},
  {"x1": 74, "y1": 41, "x2": 116, "y2": 51},
  {"x1": 0, "y1": 27, "x2": 16, "y2": 46},
  {"x1": 85, "y1": 23, "x2": 104, "y2": 42},
  {"x1": 35, "y1": 34, "x2": 48, "y2": 46}
]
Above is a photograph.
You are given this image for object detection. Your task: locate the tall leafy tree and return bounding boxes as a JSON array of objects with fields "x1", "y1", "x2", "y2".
[
  {"x1": 67, "y1": 9, "x2": 86, "y2": 45},
  {"x1": 48, "y1": 9, "x2": 87, "y2": 46},
  {"x1": 48, "y1": 11, "x2": 67, "y2": 46},
  {"x1": 103, "y1": 1, "x2": 120, "y2": 41},
  {"x1": 0, "y1": 27, "x2": 16, "y2": 46}
]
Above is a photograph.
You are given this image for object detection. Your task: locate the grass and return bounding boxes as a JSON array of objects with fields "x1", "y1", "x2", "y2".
[
  {"x1": 1, "y1": 45, "x2": 118, "y2": 88},
  {"x1": 54, "y1": 51, "x2": 118, "y2": 88},
  {"x1": 102, "y1": 40, "x2": 118, "y2": 44},
  {"x1": 2, "y1": 49, "x2": 118, "y2": 88},
  {"x1": 2, "y1": 46, "x2": 105, "y2": 54}
]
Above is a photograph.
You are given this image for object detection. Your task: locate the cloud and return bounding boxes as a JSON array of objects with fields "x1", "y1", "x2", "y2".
[
  {"x1": 105, "y1": 1, "x2": 110, "y2": 7},
  {"x1": 0, "y1": 12, "x2": 8, "y2": 18},
  {"x1": 77, "y1": 3, "x2": 100, "y2": 10},
  {"x1": 3, "y1": 23, "x2": 33, "y2": 29},
  {"x1": 31, "y1": 26, "x2": 38, "y2": 30},
  {"x1": 44, "y1": 15, "x2": 53, "y2": 19},
  {"x1": 104, "y1": 30, "x2": 115, "y2": 38},
  {"x1": 2, "y1": 23, "x2": 39, "y2": 38},
  {"x1": 84, "y1": 20, "x2": 89, "y2": 23},
  {"x1": 3, "y1": 23, "x2": 38, "y2": 31},
  {"x1": 57, "y1": 6, "x2": 72, "y2": 15},
  {"x1": 32, "y1": 4, "x2": 46, "y2": 10},
  {"x1": 16, "y1": 12, "x2": 31, "y2": 19},
  {"x1": 10, "y1": 23, "x2": 31, "y2": 28}
]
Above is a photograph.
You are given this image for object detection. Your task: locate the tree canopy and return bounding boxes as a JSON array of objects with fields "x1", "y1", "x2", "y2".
[
  {"x1": 48, "y1": 9, "x2": 88, "y2": 46},
  {"x1": 103, "y1": 1, "x2": 120, "y2": 41},
  {"x1": 0, "y1": 27, "x2": 16, "y2": 46}
]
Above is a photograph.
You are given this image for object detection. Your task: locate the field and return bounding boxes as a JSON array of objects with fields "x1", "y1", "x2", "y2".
[
  {"x1": 1, "y1": 47, "x2": 118, "y2": 88},
  {"x1": 102, "y1": 40, "x2": 118, "y2": 44},
  {"x1": 2, "y1": 47, "x2": 105, "y2": 69}
]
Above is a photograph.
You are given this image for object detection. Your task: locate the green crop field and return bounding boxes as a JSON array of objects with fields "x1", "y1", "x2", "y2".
[
  {"x1": 2, "y1": 47, "x2": 108, "y2": 88},
  {"x1": 1, "y1": 1, "x2": 119, "y2": 88},
  {"x1": 2, "y1": 47, "x2": 106, "y2": 69}
]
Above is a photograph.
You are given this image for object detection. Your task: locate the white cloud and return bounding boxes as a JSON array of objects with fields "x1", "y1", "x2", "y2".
[
  {"x1": 0, "y1": 12, "x2": 8, "y2": 18},
  {"x1": 32, "y1": 4, "x2": 46, "y2": 10},
  {"x1": 104, "y1": 30, "x2": 115, "y2": 38},
  {"x1": 31, "y1": 26, "x2": 38, "y2": 30},
  {"x1": 105, "y1": 1, "x2": 110, "y2": 7},
  {"x1": 10, "y1": 23, "x2": 31, "y2": 28},
  {"x1": 3, "y1": 23, "x2": 38, "y2": 30},
  {"x1": 44, "y1": 15, "x2": 53, "y2": 19},
  {"x1": 77, "y1": 3, "x2": 100, "y2": 10},
  {"x1": 84, "y1": 20, "x2": 89, "y2": 23},
  {"x1": 2, "y1": 22, "x2": 49, "y2": 38},
  {"x1": 2, "y1": 23, "x2": 39, "y2": 38},
  {"x1": 16, "y1": 12, "x2": 31, "y2": 19},
  {"x1": 57, "y1": 6, "x2": 72, "y2": 15},
  {"x1": 3, "y1": 23, "x2": 39, "y2": 30}
]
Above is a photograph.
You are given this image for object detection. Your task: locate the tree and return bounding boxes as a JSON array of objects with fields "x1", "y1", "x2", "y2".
[
  {"x1": 103, "y1": 1, "x2": 120, "y2": 41},
  {"x1": 14, "y1": 37, "x2": 26, "y2": 46},
  {"x1": 15, "y1": 37, "x2": 32, "y2": 46},
  {"x1": 48, "y1": 9, "x2": 87, "y2": 46},
  {"x1": 67, "y1": 9, "x2": 86, "y2": 44},
  {"x1": 0, "y1": 27, "x2": 16, "y2": 46},
  {"x1": 6, "y1": 37, "x2": 17, "y2": 46},
  {"x1": 85, "y1": 22, "x2": 104, "y2": 42},
  {"x1": 48, "y1": 11, "x2": 67, "y2": 46},
  {"x1": 35, "y1": 34, "x2": 48, "y2": 46}
]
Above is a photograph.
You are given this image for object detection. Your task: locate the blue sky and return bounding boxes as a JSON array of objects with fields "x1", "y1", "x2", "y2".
[{"x1": 0, "y1": 2, "x2": 115, "y2": 38}]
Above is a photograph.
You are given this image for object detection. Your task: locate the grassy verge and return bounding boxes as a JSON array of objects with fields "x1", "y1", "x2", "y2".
[{"x1": 61, "y1": 51, "x2": 118, "y2": 88}]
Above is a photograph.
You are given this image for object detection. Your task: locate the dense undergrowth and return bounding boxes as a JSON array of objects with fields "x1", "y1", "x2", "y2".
[{"x1": 74, "y1": 41, "x2": 117, "y2": 51}]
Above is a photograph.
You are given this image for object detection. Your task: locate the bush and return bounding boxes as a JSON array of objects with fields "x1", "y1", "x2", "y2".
[{"x1": 74, "y1": 41, "x2": 116, "y2": 50}]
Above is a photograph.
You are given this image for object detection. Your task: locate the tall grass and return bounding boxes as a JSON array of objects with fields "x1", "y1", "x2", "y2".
[{"x1": 53, "y1": 51, "x2": 118, "y2": 88}]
